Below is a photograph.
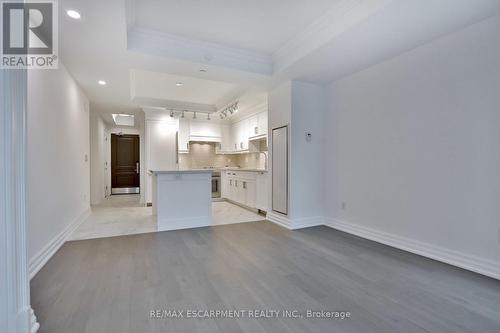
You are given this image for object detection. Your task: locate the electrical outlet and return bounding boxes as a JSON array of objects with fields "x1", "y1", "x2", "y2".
[{"x1": 341, "y1": 201, "x2": 346, "y2": 210}]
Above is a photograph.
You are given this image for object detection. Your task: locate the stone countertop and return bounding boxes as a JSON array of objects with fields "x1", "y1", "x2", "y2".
[
  {"x1": 150, "y1": 169, "x2": 213, "y2": 174},
  {"x1": 221, "y1": 167, "x2": 268, "y2": 173}
]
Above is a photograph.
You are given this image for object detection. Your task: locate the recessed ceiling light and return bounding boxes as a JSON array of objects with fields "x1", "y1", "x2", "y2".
[
  {"x1": 175, "y1": 82, "x2": 183, "y2": 87},
  {"x1": 66, "y1": 10, "x2": 81, "y2": 20},
  {"x1": 98, "y1": 80, "x2": 107, "y2": 85}
]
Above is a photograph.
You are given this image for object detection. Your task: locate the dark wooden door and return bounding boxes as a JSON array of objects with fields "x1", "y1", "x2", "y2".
[{"x1": 111, "y1": 134, "x2": 140, "y2": 194}]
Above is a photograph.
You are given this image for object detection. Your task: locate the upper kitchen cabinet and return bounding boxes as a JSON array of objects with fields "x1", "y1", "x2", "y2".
[
  {"x1": 217, "y1": 124, "x2": 234, "y2": 153},
  {"x1": 189, "y1": 119, "x2": 222, "y2": 142},
  {"x1": 178, "y1": 118, "x2": 190, "y2": 153},
  {"x1": 247, "y1": 111, "x2": 268, "y2": 139}
]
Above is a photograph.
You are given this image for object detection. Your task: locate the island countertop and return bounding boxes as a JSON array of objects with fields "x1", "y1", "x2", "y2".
[{"x1": 150, "y1": 169, "x2": 213, "y2": 174}]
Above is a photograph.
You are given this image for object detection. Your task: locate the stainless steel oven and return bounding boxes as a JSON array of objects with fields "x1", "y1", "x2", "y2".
[{"x1": 211, "y1": 171, "x2": 221, "y2": 198}]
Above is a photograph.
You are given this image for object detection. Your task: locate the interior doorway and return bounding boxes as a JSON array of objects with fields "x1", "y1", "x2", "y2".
[{"x1": 111, "y1": 134, "x2": 140, "y2": 194}]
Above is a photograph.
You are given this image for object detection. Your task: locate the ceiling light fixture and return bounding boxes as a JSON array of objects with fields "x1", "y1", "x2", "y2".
[
  {"x1": 170, "y1": 110, "x2": 174, "y2": 118},
  {"x1": 175, "y1": 82, "x2": 183, "y2": 87},
  {"x1": 219, "y1": 113, "x2": 224, "y2": 119},
  {"x1": 98, "y1": 80, "x2": 106, "y2": 85},
  {"x1": 66, "y1": 9, "x2": 81, "y2": 19}
]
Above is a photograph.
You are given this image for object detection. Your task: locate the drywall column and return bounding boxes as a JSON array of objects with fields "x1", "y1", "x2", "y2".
[
  {"x1": 1, "y1": 69, "x2": 39, "y2": 333},
  {"x1": 267, "y1": 81, "x2": 326, "y2": 229}
]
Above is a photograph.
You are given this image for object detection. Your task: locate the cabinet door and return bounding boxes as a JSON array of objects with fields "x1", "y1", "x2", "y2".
[
  {"x1": 257, "y1": 111, "x2": 268, "y2": 137},
  {"x1": 243, "y1": 180, "x2": 256, "y2": 208},
  {"x1": 256, "y1": 172, "x2": 268, "y2": 211},
  {"x1": 239, "y1": 118, "x2": 249, "y2": 151},
  {"x1": 248, "y1": 114, "x2": 259, "y2": 138},
  {"x1": 221, "y1": 171, "x2": 228, "y2": 198},
  {"x1": 220, "y1": 124, "x2": 232, "y2": 152},
  {"x1": 178, "y1": 119, "x2": 190, "y2": 153}
]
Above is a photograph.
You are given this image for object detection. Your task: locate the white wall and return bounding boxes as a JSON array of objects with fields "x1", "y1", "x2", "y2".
[
  {"x1": 90, "y1": 109, "x2": 106, "y2": 204},
  {"x1": 325, "y1": 15, "x2": 500, "y2": 274},
  {"x1": 27, "y1": 63, "x2": 90, "y2": 266},
  {"x1": 290, "y1": 82, "x2": 326, "y2": 221}
]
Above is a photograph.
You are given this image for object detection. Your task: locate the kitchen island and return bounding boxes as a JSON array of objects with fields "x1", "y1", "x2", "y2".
[{"x1": 151, "y1": 170, "x2": 212, "y2": 231}]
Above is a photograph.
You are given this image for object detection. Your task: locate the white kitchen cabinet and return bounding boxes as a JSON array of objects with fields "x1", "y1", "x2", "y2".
[
  {"x1": 218, "y1": 124, "x2": 234, "y2": 153},
  {"x1": 248, "y1": 111, "x2": 268, "y2": 139},
  {"x1": 257, "y1": 111, "x2": 268, "y2": 137},
  {"x1": 222, "y1": 171, "x2": 259, "y2": 209},
  {"x1": 242, "y1": 179, "x2": 256, "y2": 208},
  {"x1": 178, "y1": 118, "x2": 190, "y2": 153},
  {"x1": 255, "y1": 171, "x2": 268, "y2": 211},
  {"x1": 235, "y1": 118, "x2": 249, "y2": 151}
]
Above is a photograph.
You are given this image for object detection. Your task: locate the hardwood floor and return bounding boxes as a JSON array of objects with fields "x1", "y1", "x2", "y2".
[{"x1": 31, "y1": 221, "x2": 500, "y2": 333}]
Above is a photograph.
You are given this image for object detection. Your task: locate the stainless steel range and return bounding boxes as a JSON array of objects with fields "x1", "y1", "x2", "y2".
[{"x1": 211, "y1": 170, "x2": 221, "y2": 198}]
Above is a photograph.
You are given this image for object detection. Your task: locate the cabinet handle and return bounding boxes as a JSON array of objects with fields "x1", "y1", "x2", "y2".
[
  {"x1": 243, "y1": 181, "x2": 246, "y2": 189},
  {"x1": 255, "y1": 126, "x2": 258, "y2": 134},
  {"x1": 235, "y1": 180, "x2": 238, "y2": 188},
  {"x1": 229, "y1": 179, "x2": 232, "y2": 186}
]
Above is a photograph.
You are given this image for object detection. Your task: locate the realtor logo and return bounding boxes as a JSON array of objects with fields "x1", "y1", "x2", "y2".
[{"x1": 1, "y1": 1, "x2": 58, "y2": 69}]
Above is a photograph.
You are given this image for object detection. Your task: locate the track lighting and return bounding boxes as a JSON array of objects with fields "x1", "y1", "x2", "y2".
[
  {"x1": 219, "y1": 113, "x2": 224, "y2": 119},
  {"x1": 170, "y1": 110, "x2": 174, "y2": 117},
  {"x1": 181, "y1": 111, "x2": 185, "y2": 118}
]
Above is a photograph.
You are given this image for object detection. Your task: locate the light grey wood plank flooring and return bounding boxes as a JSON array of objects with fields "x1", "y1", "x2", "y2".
[{"x1": 31, "y1": 221, "x2": 500, "y2": 333}]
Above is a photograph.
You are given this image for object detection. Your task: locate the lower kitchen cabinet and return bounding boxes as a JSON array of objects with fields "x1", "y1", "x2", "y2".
[{"x1": 222, "y1": 171, "x2": 267, "y2": 211}]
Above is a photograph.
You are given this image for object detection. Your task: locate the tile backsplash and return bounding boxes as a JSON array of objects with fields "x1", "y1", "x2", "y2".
[{"x1": 179, "y1": 142, "x2": 267, "y2": 170}]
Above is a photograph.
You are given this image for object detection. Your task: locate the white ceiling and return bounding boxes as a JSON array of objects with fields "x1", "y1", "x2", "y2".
[
  {"x1": 130, "y1": 69, "x2": 239, "y2": 107},
  {"x1": 130, "y1": 0, "x2": 337, "y2": 53},
  {"x1": 57, "y1": 0, "x2": 500, "y2": 127}
]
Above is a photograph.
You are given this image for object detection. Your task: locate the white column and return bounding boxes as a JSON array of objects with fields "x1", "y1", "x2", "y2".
[{"x1": 0, "y1": 69, "x2": 39, "y2": 333}]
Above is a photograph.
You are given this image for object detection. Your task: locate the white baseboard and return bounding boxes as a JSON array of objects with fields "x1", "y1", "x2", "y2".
[
  {"x1": 29, "y1": 207, "x2": 91, "y2": 280},
  {"x1": 292, "y1": 216, "x2": 324, "y2": 230},
  {"x1": 157, "y1": 217, "x2": 211, "y2": 232},
  {"x1": 266, "y1": 211, "x2": 293, "y2": 229},
  {"x1": 266, "y1": 213, "x2": 324, "y2": 230},
  {"x1": 325, "y1": 217, "x2": 500, "y2": 281}
]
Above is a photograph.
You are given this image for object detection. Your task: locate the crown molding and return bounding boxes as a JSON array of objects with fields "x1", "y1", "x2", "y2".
[
  {"x1": 128, "y1": 27, "x2": 273, "y2": 75},
  {"x1": 132, "y1": 96, "x2": 216, "y2": 113},
  {"x1": 273, "y1": 0, "x2": 392, "y2": 74}
]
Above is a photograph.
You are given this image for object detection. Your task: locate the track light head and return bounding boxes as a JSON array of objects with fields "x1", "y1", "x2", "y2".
[
  {"x1": 170, "y1": 110, "x2": 174, "y2": 118},
  {"x1": 181, "y1": 111, "x2": 185, "y2": 118}
]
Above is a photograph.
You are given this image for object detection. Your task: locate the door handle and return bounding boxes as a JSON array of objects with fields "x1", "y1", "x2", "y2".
[{"x1": 136, "y1": 162, "x2": 139, "y2": 174}]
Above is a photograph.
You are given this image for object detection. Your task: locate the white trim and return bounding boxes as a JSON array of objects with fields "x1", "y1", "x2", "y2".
[
  {"x1": 128, "y1": 27, "x2": 273, "y2": 75},
  {"x1": 266, "y1": 212, "x2": 292, "y2": 229},
  {"x1": 325, "y1": 217, "x2": 500, "y2": 281},
  {"x1": 1, "y1": 68, "x2": 39, "y2": 332},
  {"x1": 28, "y1": 208, "x2": 91, "y2": 280},
  {"x1": 292, "y1": 216, "x2": 324, "y2": 230},
  {"x1": 273, "y1": 0, "x2": 392, "y2": 73},
  {"x1": 157, "y1": 217, "x2": 211, "y2": 232}
]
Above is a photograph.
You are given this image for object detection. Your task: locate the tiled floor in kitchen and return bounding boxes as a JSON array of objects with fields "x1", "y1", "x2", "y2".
[{"x1": 70, "y1": 194, "x2": 264, "y2": 241}]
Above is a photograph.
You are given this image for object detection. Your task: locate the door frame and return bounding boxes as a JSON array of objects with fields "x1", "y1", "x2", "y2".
[
  {"x1": 1, "y1": 69, "x2": 39, "y2": 333},
  {"x1": 110, "y1": 133, "x2": 140, "y2": 194}
]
